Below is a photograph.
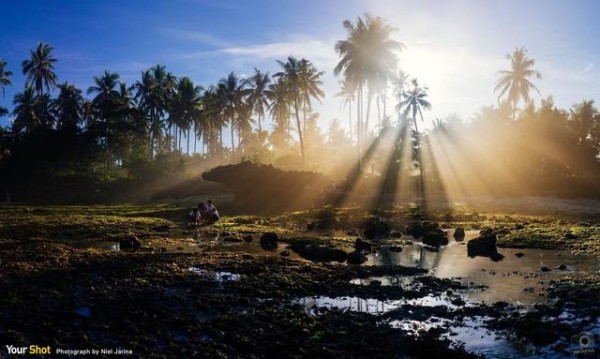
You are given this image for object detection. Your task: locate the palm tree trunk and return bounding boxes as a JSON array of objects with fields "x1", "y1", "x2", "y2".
[
  {"x1": 294, "y1": 98, "x2": 305, "y2": 164},
  {"x1": 365, "y1": 91, "x2": 373, "y2": 138},
  {"x1": 230, "y1": 115, "x2": 235, "y2": 159},
  {"x1": 348, "y1": 98, "x2": 352, "y2": 144}
]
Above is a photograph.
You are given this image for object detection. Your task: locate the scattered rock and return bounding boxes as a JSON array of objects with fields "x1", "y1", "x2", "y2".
[
  {"x1": 363, "y1": 217, "x2": 391, "y2": 239},
  {"x1": 453, "y1": 227, "x2": 465, "y2": 241},
  {"x1": 223, "y1": 237, "x2": 242, "y2": 243},
  {"x1": 260, "y1": 232, "x2": 278, "y2": 250},
  {"x1": 347, "y1": 250, "x2": 367, "y2": 265},
  {"x1": 515, "y1": 252, "x2": 525, "y2": 258},
  {"x1": 389, "y1": 230, "x2": 402, "y2": 238},
  {"x1": 306, "y1": 223, "x2": 316, "y2": 231},
  {"x1": 388, "y1": 246, "x2": 402, "y2": 252},
  {"x1": 564, "y1": 233, "x2": 577, "y2": 240},
  {"x1": 280, "y1": 251, "x2": 290, "y2": 257},
  {"x1": 467, "y1": 231, "x2": 504, "y2": 261},
  {"x1": 119, "y1": 235, "x2": 141, "y2": 251},
  {"x1": 422, "y1": 230, "x2": 449, "y2": 247},
  {"x1": 515, "y1": 224, "x2": 525, "y2": 230},
  {"x1": 355, "y1": 238, "x2": 372, "y2": 253},
  {"x1": 242, "y1": 235, "x2": 254, "y2": 243},
  {"x1": 346, "y1": 228, "x2": 359, "y2": 236},
  {"x1": 556, "y1": 264, "x2": 567, "y2": 271},
  {"x1": 369, "y1": 280, "x2": 382, "y2": 286},
  {"x1": 540, "y1": 266, "x2": 551, "y2": 272},
  {"x1": 289, "y1": 243, "x2": 347, "y2": 263}
]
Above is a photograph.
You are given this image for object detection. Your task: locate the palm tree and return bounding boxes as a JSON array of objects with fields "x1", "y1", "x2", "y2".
[
  {"x1": 266, "y1": 77, "x2": 291, "y2": 149},
  {"x1": 0, "y1": 59, "x2": 12, "y2": 98},
  {"x1": 245, "y1": 68, "x2": 270, "y2": 133},
  {"x1": 22, "y1": 43, "x2": 58, "y2": 97},
  {"x1": 274, "y1": 56, "x2": 323, "y2": 163},
  {"x1": 134, "y1": 65, "x2": 175, "y2": 158},
  {"x1": 569, "y1": 100, "x2": 597, "y2": 145},
  {"x1": 218, "y1": 72, "x2": 245, "y2": 158},
  {"x1": 335, "y1": 80, "x2": 355, "y2": 143},
  {"x1": 334, "y1": 14, "x2": 403, "y2": 152},
  {"x1": 494, "y1": 47, "x2": 542, "y2": 112},
  {"x1": 170, "y1": 77, "x2": 203, "y2": 154},
  {"x1": 53, "y1": 82, "x2": 83, "y2": 133},
  {"x1": 202, "y1": 86, "x2": 227, "y2": 156},
  {"x1": 397, "y1": 78, "x2": 431, "y2": 134},
  {"x1": 12, "y1": 87, "x2": 39, "y2": 134}
]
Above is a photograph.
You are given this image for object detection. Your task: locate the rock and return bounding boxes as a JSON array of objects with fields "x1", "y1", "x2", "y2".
[
  {"x1": 159, "y1": 247, "x2": 167, "y2": 253},
  {"x1": 347, "y1": 250, "x2": 367, "y2": 265},
  {"x1": 369, "y1": 280, "x2": 382, "y2": 286},
  {"x1": 422, "y1": 229, "x2": 449, "y2": 247},
  {"x1": 363, "y1": 217, "x2": 391, "y2": 239},
  {"x1": 152, "y1": 225, "x2": 170, "y2": 233},
  {"x1": 467, "y1": 231, "x2": 504, "y2": 261},
  {"x1": 564, "y1": 233, "x2": 577, "y2": 240},
  {"x1": 515, "y1": 224, "x2": 525, "y2": 230},
  {"x1": 223, "y1": 237, "x2": 242, "y2": 243},
  {"x1": 556, "y1": 264, "x2": 567, "y2": 270},
  {"x1": 453, "y1": 227, "x2": 465, "y2": 241},
  {"x1": 221, "y1": 231, "x2": 231, "y2": 237},
  {"x1": 389, "y1": 230, "x2": 402, "y2": 238},
  {"x1": 260, "y1": 232, "x2": 278, "y2": 250},
  {"x1": 388, "y1": 246, "x2": 402, "y2": 252},
  {"x1": 354, "y1": 238, "x2": 372, "y2": 253},
  {"x1": 119, "y1": 235, "x2": 141, "y2": 251},
  {"x1": 515, "y1": 252, "x2": 525, "y2": 258},
  {"x1": 289, "y1": 243, "x2": 347, "y2": 263},
  {"x1": 540, "y1": 266, "x2": 551, "y2": 272},
  {"x1": 242, "y1": 235, "x2": 254, "y2": 243},
  {"x1": 306, "y1": 223, "x2": 316, "y2": 231},
  {"x1": 280, "y1": 251, "x2": 290, "y2": 257}
]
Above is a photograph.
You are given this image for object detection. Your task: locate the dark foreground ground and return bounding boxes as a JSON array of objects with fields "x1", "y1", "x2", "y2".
[{"x1": 0, "y1": 204, "x2": 599, "y2": 358}]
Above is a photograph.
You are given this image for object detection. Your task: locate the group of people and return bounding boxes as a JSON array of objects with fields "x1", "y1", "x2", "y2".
[{"x1": 188, "y1": 199, "x2": 220, "y2": 225}]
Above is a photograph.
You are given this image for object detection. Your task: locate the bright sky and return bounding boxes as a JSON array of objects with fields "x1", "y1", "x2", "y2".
[{"x1": 1, "y1": 0, "x2": 600, "y2": 131}]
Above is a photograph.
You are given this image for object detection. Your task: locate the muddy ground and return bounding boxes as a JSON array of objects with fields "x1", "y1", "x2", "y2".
[{"x1": 0, "y1": 204, "x2": 598, "y2": 358}]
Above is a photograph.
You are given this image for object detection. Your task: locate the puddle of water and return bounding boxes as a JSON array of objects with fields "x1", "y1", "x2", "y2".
[
  {"x1": 188, "y1": 267, "x2": 241, "y2": 282},
  {"x1": 364, "y1": 230, "x2": 600, "y2": 304}
]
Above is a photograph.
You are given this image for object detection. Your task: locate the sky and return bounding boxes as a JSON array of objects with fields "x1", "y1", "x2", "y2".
[{"x1": 1, "y1": 0, "x2": 600, "y2": 132}]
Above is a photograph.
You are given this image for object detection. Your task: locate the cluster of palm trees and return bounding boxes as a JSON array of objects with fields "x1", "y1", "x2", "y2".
[{"x1": 0, "y1": 42, "x2": 327, "y2": 172}]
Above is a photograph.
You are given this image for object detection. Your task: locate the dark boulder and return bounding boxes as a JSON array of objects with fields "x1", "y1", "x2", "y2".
[
  {"x1": 540, "y1": 266, "x2": 551, "y2": 272},
  {"x1": 363, "y1": 217, "x2": 391, "y2": 239},
  {"x1": 515, "y1": 252, "x2": 525, "y2": 258},
  {"x1": 389, "y1": 245, "x2": 403, "y2": 252},
  {"x1": 280, "y1": 250, "x2": 290, "y2": 257},
  {"x1": 152, "y1": 225, "x2": 170, "y2": 233},
  {"x1": 422, "y1": 229, "x2": 449, "y2": 247},
  {"x1": 119, "y1": 235, "x2": 141, "y2": 251},
  {"x1": 453, "y1": 227, "x2": 465, "y2": 241},
  {"x1": 259, "y1": 232, "x2": 278, "y2": 250},
  {"x1": 354, "y1": 238, "x2": 372, "y2": 253},
  {"x1": 564, "y1": 233, "x2": 577, "y2": 240},
  {"x1": 242, "y1": 235, "x2": 254, "y2": 243},
  {"x1": 223, "y1": 236, "x2": 242, "y2": 243},
  {"x1": 347, "y1": 250, "x2": 367, "y2": 265},
  {"x1": 467, "y1": 231, "x2": 504, "y2": 261},
  {"x1": 289, "y1": 243, "x2": 347, "y2": 263},
  {"x1": 407, "y1": 220, "x2": 440, "y2": 238}
]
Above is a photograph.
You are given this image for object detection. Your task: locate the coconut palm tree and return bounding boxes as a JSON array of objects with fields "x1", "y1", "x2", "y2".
[
  {"x1": 52, "y1": 82, "x2": 83, "y2": 133},
  {"x1": 334, "y1": 14, "x2": 403, "y2": 152},
  {"x1": 274, "y1": 56, "x2": 323, "y2": 163},
  {"x1": 245, "y1": 68, "x2": 271, "y2": 133},
  {"x1": 218, "y1": 72, "x2": 245, "y2": 158},
  {"x1": 569, "y1": 100, "x2": 597, "y2": 145},
  {"x1": 494, "y1": 47, "x2": 542, "y2": 112},
  {"x1": 266, "y1": 77, "x2": 291, "y2": 149},
  {"x1": 335, "y1": 79, "x2": 355, "y2": 143},
  {"x1": 202, "y1": 86, "x2": 227, "y2": 156},
  {"x1": 12, "y1": 87, "x2": 39, "y2": 134},
  {"x1": 22, "y1": 43, "x2": 58, "y2": 97},
  {"x1": 397, "y1": 78, "x2": 431, "y2": 134},
  {"x1": 170, "y1": 77, "x2": 203, "y2": 154},
  {"x1": 0, "y1": 59, "x2": 12, "y2": 98}
]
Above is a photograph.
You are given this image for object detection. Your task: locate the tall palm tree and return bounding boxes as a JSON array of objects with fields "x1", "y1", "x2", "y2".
[
  {"x1": 53, "y1": 82, "x2": 83, "y2": 133},
  {"x1": 397, "y1": 78, "x2": 431, "y2": 134},
  {"x1": 245, "y1": 68, "x2": 270, "y2": 133},
  {"x1": 334, "y1": 14, "x2": 403, "y2": 152},
  {"x1": 569, "y1": 100, "x2": 597, "y2": 145},
  {"x1": 12, "y1": 87, "x2": 39, "y2": 134},
  {"x1": 170, "y1": 77, "x2": 203, "y2": 154},
  {"x1": 494, "y1": 47, "x2": 542, "y2": 112},
  {"x1": 298, "y1": 59, "x2": 325, "y2": 134},
  {"x1": 274, "y1": 56, "x2": 323, "y2": 163},
  {"x1": 335, "y1": 79, "x2": 355, "y2": 143},
  {"x1": 218, "y1": 72, "x2": 244, "y2": 158},
  {"x1": 22, "y1": 43, "x2": 58, "y2": 97},
  {"x1": 0, "y1": 59, "x2": 12, "y2": 98},
  {"x1": 266, "y1": 77, "x2": 291, "y2": 149},
  {"x1": 201, "y1": 87, "x2": 227, "y2": 156}
]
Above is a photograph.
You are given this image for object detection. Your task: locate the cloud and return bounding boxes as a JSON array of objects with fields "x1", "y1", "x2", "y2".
[
  {"x1": 160, "y1": 29, "x2": 234, "y2": 48},
  {"x1": 584, "y1": 62, "x2": 595, "y2": 72}
]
